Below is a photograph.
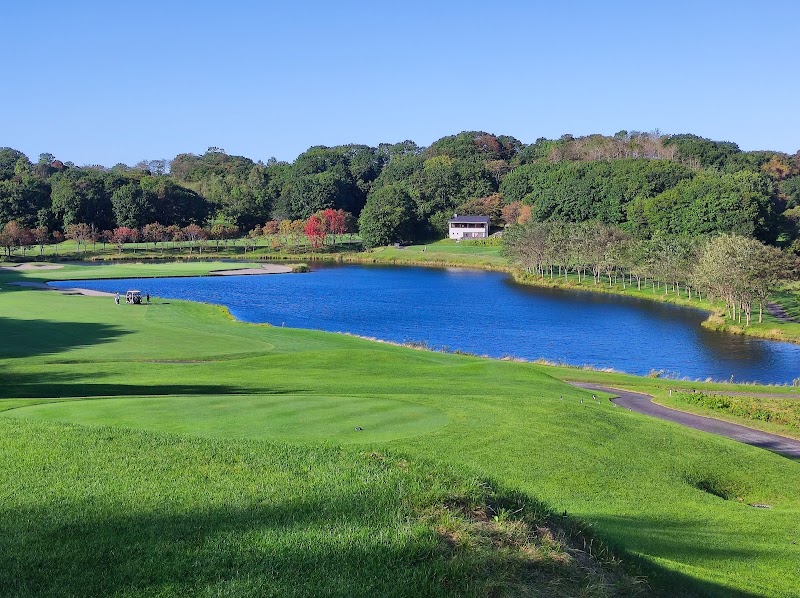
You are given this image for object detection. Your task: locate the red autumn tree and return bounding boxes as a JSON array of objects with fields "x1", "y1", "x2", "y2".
[
  {"x1": 320, "y1": 208, "x2": 350, "y2": 249},
  {"x1": 142, "y1": 222, "x2": 168, "y2": 252},
  {"x1": 65, "y1": 223, "x2": 92, "y2": 253},
  {"x1": 304, "y1": 213, "x2": 327, "y2": 249},
  {"x1": 18, "y1": 227, "x2": 35, "y2": 256},
  {"x1": 112, "y1": 227, "x2": 134, "y2": 253}
]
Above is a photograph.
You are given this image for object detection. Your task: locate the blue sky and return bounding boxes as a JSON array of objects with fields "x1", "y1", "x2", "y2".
[{"x1": 3, "y1": 1, "x2": 798, "y2": 166}]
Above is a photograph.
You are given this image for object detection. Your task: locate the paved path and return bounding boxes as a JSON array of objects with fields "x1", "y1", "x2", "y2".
[
  {"x1": 766, "y1": 301, "x2": 796, "y2": 323},
  {"x1": 570, "y1": 382, "x2": 800, "y2": 459}
]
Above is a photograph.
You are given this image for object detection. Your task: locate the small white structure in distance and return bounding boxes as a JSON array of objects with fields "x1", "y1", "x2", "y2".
[{"x1": 448, "y1": 214, "x2": 490, "y2": 240}]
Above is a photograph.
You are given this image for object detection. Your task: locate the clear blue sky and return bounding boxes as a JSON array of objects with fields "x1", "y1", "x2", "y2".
[{"x1": 3, "y1": 0, "x2": 798, "y2": 166}]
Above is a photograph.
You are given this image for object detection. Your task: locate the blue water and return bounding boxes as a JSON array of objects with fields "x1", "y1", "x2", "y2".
[{"x1": 53, "y1": 265, "x2": 800, "y2": 384}]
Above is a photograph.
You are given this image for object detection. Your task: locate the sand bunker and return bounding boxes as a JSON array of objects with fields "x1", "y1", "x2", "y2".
[
  {"x1": 8, "y1": 281, "x2": 114, "y2": 297},
  {"x1": 0, "y1": 263, "x2": 64, "y2": 271},
  {"x1": 210, "y1": 264, "x2": 293, "y2": 276}
]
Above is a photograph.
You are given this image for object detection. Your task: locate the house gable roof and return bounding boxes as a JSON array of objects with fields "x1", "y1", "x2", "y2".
[{"x1": 448, "y1": 215, "x2": 490, "y2": 224}]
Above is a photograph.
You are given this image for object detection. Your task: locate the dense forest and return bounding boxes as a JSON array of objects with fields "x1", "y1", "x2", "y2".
[{"x1": 1, "y1": 131, "x2": 799, "y2": 251}]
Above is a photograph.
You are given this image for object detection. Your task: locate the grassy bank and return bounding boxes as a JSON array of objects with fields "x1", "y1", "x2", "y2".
[
  {"x1": 1, "y1": 418, "x2": 638, "y2": 597},
  {"x1": 2, "y1": 263, "x2": 800, "y2": 596},
  {"x1": 659, "y1": 392, "x2": 800, "y2": 441},
  {"x1": 536, "y1": 364, "x2": 800, "y2": 441}
]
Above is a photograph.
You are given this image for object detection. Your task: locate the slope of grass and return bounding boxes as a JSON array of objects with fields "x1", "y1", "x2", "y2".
[
  {"x1": 2, "y1": 420, "x2": 635, "y2": 597},
  {"x1": 351, "y1": 241, "x2": 508, "y2": 270},
  {"x1": 541, "y1": 365, "x2": 800, "y2": 440},
  {"x1": 2, "y1": 263, "x2": 800, "y2": 596},
  {"x1": 660, "y1": 392, "x2": 800, "y2": 439}
]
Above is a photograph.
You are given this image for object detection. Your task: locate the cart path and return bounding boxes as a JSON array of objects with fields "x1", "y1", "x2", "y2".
[
  {"x1": 766, "y1": 301, "x2": 797, "y2": 323},
  {"x1": 569, "y1": 382, "x2": 800, "y2": 459}
]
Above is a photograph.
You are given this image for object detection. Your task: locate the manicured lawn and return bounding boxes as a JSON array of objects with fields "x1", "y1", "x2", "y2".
[
  {"x1": 2, "y1": 263, "x2": 800, "y2": 596},
  {"x1": 4, "y1": 420, "x2": 621, "y2": 597},
  {"x1": 356, "y1": 241, "x2": 508, "y2": 270},
  {"x1": 4, "y1": 394, "x2": 448, "y2": 444}
]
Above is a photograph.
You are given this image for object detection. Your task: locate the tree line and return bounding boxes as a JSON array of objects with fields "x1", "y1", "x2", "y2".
[
  {"x1": 503, "y1": 221, "x2": 798, "y2": 326},
  {"x1": 0, "y1": 209, "x2": 354, "y2": 257},
  {"x1": 2, "y1": 130, "x2": 799, "y2": 251}
]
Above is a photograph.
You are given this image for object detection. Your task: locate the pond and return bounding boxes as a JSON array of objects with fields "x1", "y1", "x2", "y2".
[{"x1": 52, "y1": 264, "x2": 800, "y2": 384}]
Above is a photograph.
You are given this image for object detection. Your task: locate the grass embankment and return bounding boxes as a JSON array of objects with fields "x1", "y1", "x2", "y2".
[
  {"x1": 2, "y1": 263, "x2": 800, "y2": 596},
  {"x1": 538, "y1": 365, "x2": 800, "y2": 441},
  {"x1": 511, "y1": 270, "x2": 800, "y2": 344},
  {"x1": 6, "y1": 237, "x2": 360, "y2": 262},
  {"x1": 670, "y1": 391, "x2": 800, "y2": 432},
  {"x1": 2, "y1": 420, "x2": 629, "y2": 597},
  {"x1": 344, "y1": 240, "x2": 509, "y2": 271}
]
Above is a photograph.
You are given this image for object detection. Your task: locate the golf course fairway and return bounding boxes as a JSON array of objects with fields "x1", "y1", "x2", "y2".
[
  {"x1": 3, "y1": 394, "x2": 448, "y2": 443},
  {"x1": 2, "y1": 262, "x2": 799, "y2": 597}
]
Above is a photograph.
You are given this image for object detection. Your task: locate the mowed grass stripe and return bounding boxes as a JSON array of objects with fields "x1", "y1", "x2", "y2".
[{"x1": 4, "y1": 394, "x2": 449, "y2": 443}]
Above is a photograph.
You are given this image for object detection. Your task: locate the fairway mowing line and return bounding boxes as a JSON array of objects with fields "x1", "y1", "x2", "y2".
[{"x1": 40, "y1": 350, "x2": 276, "y2": 365}]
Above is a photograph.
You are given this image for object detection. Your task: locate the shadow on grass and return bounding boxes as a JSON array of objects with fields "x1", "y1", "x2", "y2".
[
  {"x1": 0, "y1": 381, "x2": 251, "y2": 400},
  {"x1": 0, "y1": 371, "x2": 310, "y2": 400},
  {"x1": 0, "y1": 316, "x2": 130, "y2": 359},
  {"x1": 0, "y1": 498, "x2": 471, "y2": 597},
  {"x1": 0, "y1": 497, "x2": 769, "y2": 598},
  {"x1": 584, "y1": 513, "x2": 775, "y2": 598}
]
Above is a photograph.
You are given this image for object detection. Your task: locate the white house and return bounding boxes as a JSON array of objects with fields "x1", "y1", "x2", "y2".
[{"x1": 448, "y1": 214, "x2": 490, "y2": 240}]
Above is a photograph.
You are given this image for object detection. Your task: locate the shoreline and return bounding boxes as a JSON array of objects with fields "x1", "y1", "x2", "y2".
[{"x1": 4, "y1": 252, "x2": 798, "y2": 345}]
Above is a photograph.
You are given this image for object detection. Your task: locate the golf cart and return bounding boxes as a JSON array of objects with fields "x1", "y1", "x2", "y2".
[{"x1": 126, "y1": 290, "x2": 142, "y2": 304}]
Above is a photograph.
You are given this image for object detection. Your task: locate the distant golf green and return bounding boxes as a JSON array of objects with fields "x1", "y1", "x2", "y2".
[{"x1": 4, "y1": 394, "x2": 447, "y2": 443}]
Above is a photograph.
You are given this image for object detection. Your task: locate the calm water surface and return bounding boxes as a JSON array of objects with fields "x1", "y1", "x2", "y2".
[{"x1": 54, "y1": 265, "x2": 800, "y2": 384}]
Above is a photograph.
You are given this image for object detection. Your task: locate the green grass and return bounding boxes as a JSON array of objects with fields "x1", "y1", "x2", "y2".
[
  {"x1": 2, "y1": 263, "x2": 800, "y2": 596},
  {"x1": 772, "y1": 283, "x2": 800, "y2": 320},
  {"x1": 4, "y1": 394, "x2": 448, "y2": 444},
  {"x1": 349, "y1": 240, "x2": 508, "y2": 270},
  {"x1": 661, "y1": 392, "x2": 800, "y2": 439},
  {"x1": 3, "y1": 420, "x2": 630, "y2": 597},
  {"x1": 535, "y1": 364, "x2": 800, "y2": 440}
]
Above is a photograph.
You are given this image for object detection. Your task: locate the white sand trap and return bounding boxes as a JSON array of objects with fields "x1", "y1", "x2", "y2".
[
  {"x1": 8, "y1": 281, "x2": 115, "y2": 297},
  {"x1": 0, "y1": 263, "x2": 64, "y2": 271},
  {"x1": 210, "y1": 264, "x2": 293, "y2": 275}
]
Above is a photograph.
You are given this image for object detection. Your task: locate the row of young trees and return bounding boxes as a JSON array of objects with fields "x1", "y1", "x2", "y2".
[
  {"x1": 0, "y1": 220, "x2": 241, "y2": 256},
  {"x1": 0, "y1": 208, "x2": 355, "y2": 257},
  {"x1": 503, "y1": 222, "x2": 797, "y2": 326}
]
